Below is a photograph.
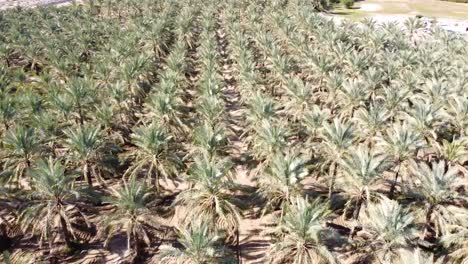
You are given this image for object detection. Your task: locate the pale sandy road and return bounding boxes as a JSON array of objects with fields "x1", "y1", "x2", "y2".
[{"x1": 0, "y1": 0, "x2": 79, "y2": 10}]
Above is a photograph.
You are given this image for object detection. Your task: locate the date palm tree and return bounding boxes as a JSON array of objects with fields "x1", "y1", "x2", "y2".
[
  {"x1": 360, "y1": 196, "x2": 416, "y2": 263},
  {"x1": 434, "y1": 138, "x2": 468, "y2": 169},
  {"x1": 0, "y1": 96, "x2": 16, "y2": 133},
  {"x1": 339, "y1": 146, "x2": 388, "y2": 219},
  {"x1": 64, "y1": 78, "x2": 96, "y2": 126},
  {"x1": 443, "y1": 96, "x2": 468, "y2": 137},
  {"x1": 353, "y1": 104, "x2": 389, "y2": 146},
  {"x1": 320, "y1": 118, "x2": 355, "y2": 198},
  {"x1": 18, "y1": 158, "x2": 90, "y2": 250},
  {"x1": 174, "y1": 156, "x2": 241, "y2": 240},
  {"x1": 441, "y1": 226, "x2": 468, "y2": 262},
  {"x1": 122, "y1": 123, "x2": 181, "y2": 191},
  {"x1": 398, "y1": 249, "x2": 444, "y2": 264},
  {"x1": 153, "y1": 224, "x2": 234, "y2": 264},
  {"x1": 2, "y1": 127, "x2": 41, "y2": 185},
  {"x1": 99, "y1": 179, "x2": 162, "y2": 257},
  {"x1": 407, "y1": 161, "x2": 465, "y2": 238},
  {"x1": 144, "y1": 92, "x2": 188, "y2": 138},
  {"x1": 256, "y1": 152, "x2": 308, "y2": 215},
  {"x1": 376, "y1": 123, "x2": 425, "y2": 198},
  {"x1": 64, "y1": 125, "x2": 105, "y2": 187},
  {"x1": 265, "y1": 196, "x2": 336, "y2": 264},
  {"x1": 191, "y1": 122, "x2": 228, "y2": 160},
  {"x1": 251, "y1": 120, "x2": 289, "y2": 163}
]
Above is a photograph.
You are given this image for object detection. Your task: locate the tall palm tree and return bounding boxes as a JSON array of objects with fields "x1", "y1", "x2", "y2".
[
  {"x1": 174, "y1": 156, "x2": 241, "y2": 240},
  {"x1": 99, "y1": 179, "x2": 162, "y2": 257},
  {"x1": 122, "y1": 123, "x2": 181, "y2": 191},
  {"x1": 18, "y1": 158, "x2": 90, "y2": 250},
  {"x1": 64, "y1": 125, "x2": 105, "y2": 187},
  {"x1": 265, "y1": 196, "x2": 336, "y2": 264},
  {"x1": 360, "y1": 196, "x2": 416, "y2": 263},
  {"x1": 153, "y1": 224, "x2": 234, "y2": 264}
]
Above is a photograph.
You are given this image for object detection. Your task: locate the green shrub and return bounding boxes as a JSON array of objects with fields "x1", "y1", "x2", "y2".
[{"x1": 341, "y1": 0, "x2": 354, "y2": 9}]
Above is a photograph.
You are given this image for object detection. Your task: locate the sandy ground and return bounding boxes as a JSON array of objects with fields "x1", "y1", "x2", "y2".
[
  {"x1": 0, "y1": 0, "x2": 76, "y2": 10},
  {"x1": 360, "y1": 3, "x2": 382, "y2": 12}
]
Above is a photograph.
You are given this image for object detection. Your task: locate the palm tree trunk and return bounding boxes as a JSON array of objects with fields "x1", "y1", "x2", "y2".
[
  {"x1": 389, "y1": 162, "x2": 401, "y2": 199},
  {"x1": 84, "y1": 161, "x2": 93, "y2": 187},
  {"x1": 77, "y1": 101, "x2": 84, "y2": 126},
  {"x1": 421, "y1": 204, "x2": 435, "y2": 240},
  {"x1": 0, "y1": 224, "x2": 12, "y2": 252},
  {"x1": 59, "y1": 214, "x2": 74, "y2": 250},
  {"x1": 352, "y1": 198, "x2": 363, "y2": 219},
  {"x1": 327, "y1": 162, "x2": 337, "y2": 199},
  {"x1": 236, "y1": 228, "x2": 241, "y2": 264}
]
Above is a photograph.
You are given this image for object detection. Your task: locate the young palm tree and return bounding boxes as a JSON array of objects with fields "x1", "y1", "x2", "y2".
[
  {"x1": 144, "y1": 92, "x2": 188, "y2": 138},
  {"x1": 251, "y1": 119, "x2": 289, "y2": 163},
  {"x1": 398, "y1": 249, "x2": 444, "y2": 264},
  {"x1": 302, "y1": 105, "x2": 329, "y2": 141},
  {"x1": 245, "y1": 93, "x2": 278, "y2": 135},
  {"x1": 443, "y1": 96, "x2": 468, "y2": 137},
  {"x1": 256, "y1": 152, "x2": 308, "y2": 215},
  {"x1": 64, "y1": 125, "x2": 105, "y2": 187},
  {"x1": 407, "y1": 161, "x2": 465, "y2": 238},
  {"x1": 339, "y1": 146, "x2": 388, "y2": 219},
  {"x1": 100, "y1": 179, "x2": 162, "y2": 257},
  {"x1": 320, "y1": 118, "x2": 355, "y2": 198},
  {"x1": 283, "y1": 77, "x2": 312, "y2": 121},
  {"x1": 434, "y1": 138, "x2": 468, "y2": 168},
  {"x1": 191, "y1": 122, "x2": 228, "y2": 160},
  {"x1": 405, "y1": 99, "x2": 441, "y2": 143},
  {"x1": 197, "y1": 95, "x2": 226, "y2": 127},
  {"x1": 64, "y1": 78, "x2": 95, "y2": 126},
  {"x1": 376, "y1": 123, "x2": 425, "y2": 198},
  {"x1": 123, "y1": 123, "x2": 181, "y2": 191},
  {"x1": 441, "y1": 226, "x2": 468, "y2": 262},
  {"x1": 18, "y1": 158, "x2": 90, "y2": 250},
  {"x1": 360, "y1": 196, "x2": 416, "y2": 263},
  {"x1": 2, "y1": 127, "x2": 41, "y2": 184},
  {"x1": 0, "y1": 96, "x2": 16, "y2": 133},
  {"x1": 174, "y1": 156, "x2": 241, "y2": 240},
  {"x1": 265, "y1": 196, "x2": 336, "y2": 264},
  {"x1": 353, "y1": 104, "x2": 389, "y2": 145},
  {"x1": 153, "y1": 224, "x2": 234, "y2": 264}
]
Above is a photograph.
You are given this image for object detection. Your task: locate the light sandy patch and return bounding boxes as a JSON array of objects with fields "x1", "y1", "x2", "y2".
[
  {"x1": 0, "y1": 0, "x2": 79, "y2": 10},
  {"x1": 360, "y1": 3, "x2": 382, "y2": 12}
]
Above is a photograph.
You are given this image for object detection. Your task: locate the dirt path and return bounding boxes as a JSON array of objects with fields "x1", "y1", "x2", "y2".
[{"x1": 216, "y1": 10, "x2": 270, "y2": 264}]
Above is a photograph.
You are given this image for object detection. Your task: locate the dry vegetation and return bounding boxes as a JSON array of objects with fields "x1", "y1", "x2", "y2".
[{"x1": 0, "y1": 0, "x2": 467, "y2": 263}]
